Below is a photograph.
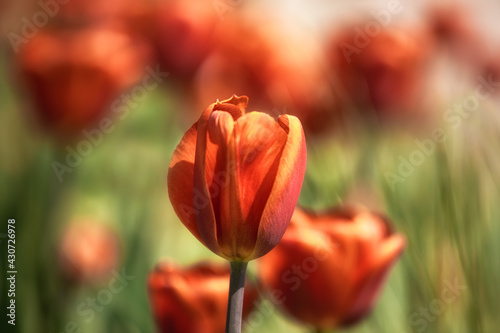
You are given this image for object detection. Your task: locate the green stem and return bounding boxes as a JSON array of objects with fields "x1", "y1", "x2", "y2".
[{"x1": 225, "y1": 261, "x2": 248, "y2": 333}]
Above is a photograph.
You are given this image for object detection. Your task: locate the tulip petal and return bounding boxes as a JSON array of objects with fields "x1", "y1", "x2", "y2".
[
  {"x1": 205, "y1": 111, "x2": 244, "y2": 257},
  {"x1": 220, "y1": 112, "x2": 288, "y2": 258},
  {"x1": 344, "y1": 234, "x2": 406, "y2": 324},
  {"x1": 193, "y1": 96, "x2": 248, "y2": 258},
  {"x1": 259, "y1": 226, "x2": 348, "y2": 328},
  {"x1": 372, "y1": 234, "x2": 407, "y2": 268},
  {"x1": 248, "y1": 114, "x2": 307, "y2": 260},
  {"x1": 149, "y1": 263, "x2": 205, "y2": 333},
  {"x1": 167, "y1": 123, "x2": 205, "y2": 243},
  {"x1": 193, "y1": 106, "x2": 222, "y2": 255},
  {"x1": 213, "y1": 95, "x2": 248, "y2": 117}
]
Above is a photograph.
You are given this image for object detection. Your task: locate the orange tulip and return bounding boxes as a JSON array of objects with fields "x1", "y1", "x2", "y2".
[
  {"x1": 152, "y1": 0, "x2": 216, "y2": 81},
  {"x1": 148, "y1": 261, "x2": 259, "y2": 333},
  {"x1": 428, "y1": 4, "x2": 487, "y2": 66},
  {"x1": 17, "y1": 25, "x2": 151, "y2": 139},
  {"x1": 167, "y1": 95, "x2": 307, "y2": 262},
  {"x1": 258, "y1": 206, "x2": 406, "y2": 329},
  {"x1": 330, "y1": 25, "x2": 431, "y2": 120}
]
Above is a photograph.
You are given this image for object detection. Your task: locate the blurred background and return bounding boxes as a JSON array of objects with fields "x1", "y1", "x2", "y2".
[{"x1": 1, "y1": 0, "x2": 500, "y2": 332}]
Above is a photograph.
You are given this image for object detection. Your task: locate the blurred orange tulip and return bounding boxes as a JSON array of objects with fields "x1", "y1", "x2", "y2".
[
  {"x1": 58, "y1": 220, "x2": 121, "y2": 284},
  {"x1": 152, "y1": 0, "x2": 217, "y2": 82},
  {"x1": 428, "y1": 4, "x2": 487, "y2": 66},
  {"x1": 17, "y1": 25, "x2": 151, "y2": 138},
  {"x1": 330, "y1": 25, "x2": 431, "y2": 120},
  {"x1": 167, "y1": 95, "x2": 307, "y2": 262},
  {"x1": 148, "y1": 261, "x2": 259, "y2": 333},
  {"x1": 258, "y1": 206, "x2": 406, "y2": 329}
]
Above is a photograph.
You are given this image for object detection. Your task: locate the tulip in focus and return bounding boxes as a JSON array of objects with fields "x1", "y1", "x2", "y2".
[
  {"x1": 58, "y1": 220, "x2": 121, "y2": 284},
  {"x1": 168, "y1": 94, "x2": 306, "y2": 332},
  {"x1": 258, "y1": 205, "x2": 406, "y2": 330},
  {"x1": 148, "y1": 261, "x2": 259, "y2": 333},
  {"x1": 167, "y1": 95, "x2": 307, "y2": 262}
]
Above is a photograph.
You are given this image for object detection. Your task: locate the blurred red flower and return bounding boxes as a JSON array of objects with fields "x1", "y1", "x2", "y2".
[
  {"x1": 258, "y1": 205, "x2": 406, "y2": 329},
  {"x1": 148, "y1": 261, "x2": 259, "y2": 333},
  {"x1": 330, "y1": 25, "x2": 432, "y2": 121},
  {"x1": 58, "y1": 220, "x2": 121, "y2": 284},
  {"x1": 17, "y1": 25, "x2": 151, "y2": 139},
  {"x1": 428, "y1": 4, "x2": 487, "y2": 66},
  {"x1": 151, "y1": 0, "x2": 217, "y2": 82}
]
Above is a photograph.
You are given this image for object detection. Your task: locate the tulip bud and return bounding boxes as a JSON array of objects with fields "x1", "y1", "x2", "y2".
[
  {"x1": 167, "y1": 95, "x2": 307, "y2": 262},
  {"x1": 258, "y1": 205, "x2": 406, "y2": 329},
  {"x1": 148, "y1": 261, "x2": 259, "y2": 333}
]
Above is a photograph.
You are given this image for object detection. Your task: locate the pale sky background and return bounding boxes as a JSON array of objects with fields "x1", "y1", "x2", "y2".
[{"x1": 255, "y1": 0, "x2": 500, "y2": 45}]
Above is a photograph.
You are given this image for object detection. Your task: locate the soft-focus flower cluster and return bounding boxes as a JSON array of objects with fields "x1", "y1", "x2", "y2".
[
  {"x1": 148, "y1": 202, "x2": 406, "y2": 332},
  {"x1": 13, "y1": 0, "x2": 495, "y2": 140},
  {"x1": 329, "y1": 26, "x2": 433, "y2": 123},
  {"x1": 159, "y1": 93, "x2": 407, "y2": 331}
]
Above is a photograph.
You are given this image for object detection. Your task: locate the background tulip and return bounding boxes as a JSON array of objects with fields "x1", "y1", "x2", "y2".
[
  {"x1": 148, "y1": 261, "x2": 259, "y2": 333},
  {"x1": 152, "y1": 0, "x2": 216, "y2": 83},
  {"x1": 17, "y1": 25, "x2": 151, "y2": 139},
  {"x1": 258, "y1": 206, "x2": 406, "y2": 330},
  {"x1": 58, "y1": 220, "x2": 121, "y2": 284},
  {"x1": 329, "y1": 25, "x2": 432, "y2": 122},
  {"x1": 428, "y1": 4, "x2": 488, "y2": 68},
  {"x1": 167, "y1": 95, "x2": 307, "y2": 262}
]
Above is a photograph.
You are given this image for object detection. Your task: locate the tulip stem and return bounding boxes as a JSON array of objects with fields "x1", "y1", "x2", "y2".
[{"x1": 225, "y1": 260, "x2": 248, "y2": 333}]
